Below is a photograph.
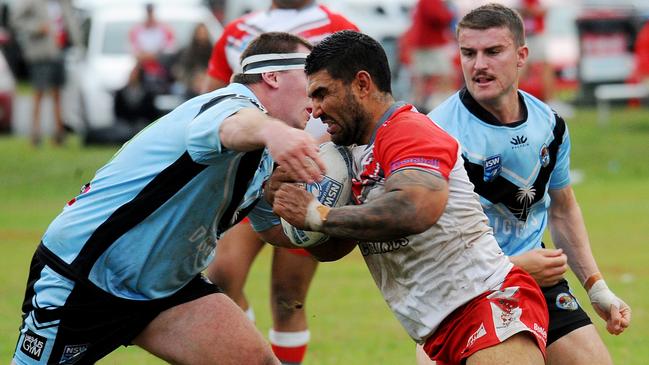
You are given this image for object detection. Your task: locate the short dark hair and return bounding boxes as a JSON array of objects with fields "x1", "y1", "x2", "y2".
[
  {"x1": 305, "y1": 30, "x2": 392, "y2": 94},
  {"x1": 457, "y1": 3, "x2": 526, "y2": 47},
  {"x1": 231, "y1": 32, "x2": 312, "y2": 85}
]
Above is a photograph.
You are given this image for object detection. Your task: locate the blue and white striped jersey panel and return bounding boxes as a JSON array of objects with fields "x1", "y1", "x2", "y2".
[
  {"x1": 42, "y1": 83, "x2": 273, "y2": 300},
  {"x1": 429, "y1": 89, "x2": 571, "y2": 256}
]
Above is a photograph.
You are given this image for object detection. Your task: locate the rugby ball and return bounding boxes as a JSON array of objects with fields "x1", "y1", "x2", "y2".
[{"x1": 280, "y1": 142, "x2": 353, "y2": 247}]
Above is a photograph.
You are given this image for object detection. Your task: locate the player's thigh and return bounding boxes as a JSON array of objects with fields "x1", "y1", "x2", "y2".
[
  {"x1": 207, "y1": 221, "x2": 265, "y2": 286},
  {"x1": 270, "y1": 248, "x2": 318, "y2": 297},
  {"x1": 415, "y1": 343, "x2": 436, "y2": 365},
  {"x1": 466, "y1": 332, "x2": 544, "y2": 365},
  {"x1": 133, "y1": 293, "x2": 279, "y2": 365},
  {"x1": 546, "y1": 325, "x2": 612, "y2": 365}
]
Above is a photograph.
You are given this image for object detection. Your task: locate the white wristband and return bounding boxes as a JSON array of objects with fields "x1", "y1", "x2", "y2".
[
  {"x1": 587, "y1": 280, "x2": 620, "y2": 311},
  {"x1": 304, "y1": 200, "x2": 330, "y2": 231}
]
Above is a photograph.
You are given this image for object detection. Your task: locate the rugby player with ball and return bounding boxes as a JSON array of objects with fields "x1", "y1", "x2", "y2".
[{"x1": 272, "y1": 30, "x2": 550, "y2": 365}]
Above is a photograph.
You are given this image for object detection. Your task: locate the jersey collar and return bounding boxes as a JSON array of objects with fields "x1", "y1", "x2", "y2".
[
  {"x1": 459, "y1": 87, "x2": 528, "y2": 128},
  {"x1": 368, "y1": 101, "x2": 410, "y2": 145}
]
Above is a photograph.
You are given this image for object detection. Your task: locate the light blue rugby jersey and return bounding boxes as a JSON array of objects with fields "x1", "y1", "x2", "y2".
[
  {"x1": 41, "y1": 83, "x2": 274, "y2": 300},
  {"x1": 429, "y1": 88, "x2": 571, "y2": 256}
]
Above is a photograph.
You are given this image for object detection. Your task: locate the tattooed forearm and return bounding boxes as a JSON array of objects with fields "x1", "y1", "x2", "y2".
[
  {"x1": 322, "y1": 169, "x2": 449, "y2": 241},
  {"x1": 384, "y1": 168, "x2": 447, "y2": 192}
]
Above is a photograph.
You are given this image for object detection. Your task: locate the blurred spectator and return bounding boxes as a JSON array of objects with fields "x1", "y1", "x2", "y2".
[
  {"x1": 114, "y1": 62, "x2": 158, "y2": 131},
  {"x1": 11, "y1": 0, "x2": 80, "y2": 146},
  {"x1": 1, "y1": 1, "x2": 28, "y2": 81},
  {"x1": 407, "y1": 0, "x2": 455, "y2": 111},
  {"x1": 83, "y1": 62, "x2": 160, "y2": 146},
  {"x1": 519, "y1": 0, "x2": 556, "y2": 101},
  {"x1": 207, "y1": 0, "x2": 226, "y2": 24},
  {"x1": 171, "y1": 23, "x2": 213, "y2": 98},
  {"x1": 633, "y1": 19, "x2": 649, "y2": 85},
  {"x1": 129, "y1": 3, "x2": 175, "y2": 93}
]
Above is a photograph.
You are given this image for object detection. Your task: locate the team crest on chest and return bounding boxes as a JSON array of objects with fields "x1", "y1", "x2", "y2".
[
  {"x1": 483, "y1": 155, "x2": 502, "y2": 182},
  {"x1": 539, "y1": 144, "x2": 550, "y2": 167}
]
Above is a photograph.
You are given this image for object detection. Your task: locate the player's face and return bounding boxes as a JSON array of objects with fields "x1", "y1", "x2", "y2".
[
  {"x1": 276, "y1": 69, "x2": 312, "y2": 130},
  {"x1": 274, "y1": 45, "x2": 312, "y2": 130},
  {"x1": 458, "y1": 26, "x2": 527, "y2": 106},
  {"x1": 308, "y1": 70, "x2": 371, "y2": 146}
]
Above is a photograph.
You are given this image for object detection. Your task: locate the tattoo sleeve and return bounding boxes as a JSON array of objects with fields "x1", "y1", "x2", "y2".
[{"x1": 322, "y1": 168, "x2": 449, "y2": 241}]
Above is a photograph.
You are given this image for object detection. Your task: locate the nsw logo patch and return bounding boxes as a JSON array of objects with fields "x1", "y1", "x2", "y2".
[
  {"x1": 20, "y1": 329, "x2": 47, "y2": 361},
  {"x1": 307, "y1": 176, "x2": 343, "y2": 207},
  {"x1": 483, "y1": 155, "x2": 502, "y2": 182},
  {"x1": 60, "y1": 344, "x2": 88, "y2": 364}
]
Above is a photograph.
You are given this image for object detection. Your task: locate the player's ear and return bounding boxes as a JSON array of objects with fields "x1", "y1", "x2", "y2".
[
  {"x1": 354, "y1": 70, "x2": 372, "y2": 97},
  {"x1": 261, "y1": 71, "x2": 280, "y2": 89},
  {"x1": 517, "y1": 45, "x2": 529, "y2": 68}
]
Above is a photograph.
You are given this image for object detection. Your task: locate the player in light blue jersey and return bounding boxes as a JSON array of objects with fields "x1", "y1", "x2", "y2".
[
  {"x1": 12, "y1": 32, "x2": 326, "y2": 365},
  {"x1": 424, "y1": 4, "x2": 630, "y2": 365}
]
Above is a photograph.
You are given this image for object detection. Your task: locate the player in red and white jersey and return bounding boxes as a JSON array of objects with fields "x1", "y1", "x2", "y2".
[
  {"x1": 205, "y1": 1, "x2": 358, "y2": 92},
  {"x1": 271, "y1": 31, "x2": 549, "y2": 365},
  {"x1": 203, "y1": 2, "x2": 358, "y2": 364},
  {"x1": 129, "y1": 3, "x2": 175, "y2": 79}
]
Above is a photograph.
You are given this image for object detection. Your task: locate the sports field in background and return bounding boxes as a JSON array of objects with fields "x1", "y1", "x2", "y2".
[{"x1": 1, "y1": 107, "x2": 647, "y2": 364}]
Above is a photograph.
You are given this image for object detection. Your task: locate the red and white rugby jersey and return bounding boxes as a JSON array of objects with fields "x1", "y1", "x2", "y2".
[
  {"x1": 350, "y1": 104, "x2": 513, "y2": 343},
  {"x1": 207, "y1": 4, "x2": 359, "y2": 84}
]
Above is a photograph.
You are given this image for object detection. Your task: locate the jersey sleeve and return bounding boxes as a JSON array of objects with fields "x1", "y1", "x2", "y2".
[
  {"x1": 185, "y1": 97, "x2": 259, "y2": 164},
  {"x1": 247, "y1": 196, "x2": 280, "y2": 232},
  {"x1": 206, "y1": 24, "x2": 235, "y2": 84},
  {"x1": 549, "y1": 115, "x2": 571, "y2": 189},
  {"x1": 375, "y1": 114, "x2": 458, "y2": 180}
]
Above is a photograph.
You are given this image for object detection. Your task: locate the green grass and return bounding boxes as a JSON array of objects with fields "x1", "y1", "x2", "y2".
[{"x1": 1, "y1": 106, "x2": 648, "y2": 364}]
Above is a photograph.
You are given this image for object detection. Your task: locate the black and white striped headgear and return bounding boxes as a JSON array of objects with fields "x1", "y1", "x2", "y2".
[{"x1": 240, "y1": 52, "x2": 308, "y2": 74}]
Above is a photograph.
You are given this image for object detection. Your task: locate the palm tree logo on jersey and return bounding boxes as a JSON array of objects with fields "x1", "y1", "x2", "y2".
[{"x1": 513, "y1": 186, "x2": 536, "y2": 219}]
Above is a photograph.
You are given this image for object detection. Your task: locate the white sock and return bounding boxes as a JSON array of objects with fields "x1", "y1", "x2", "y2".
[{"x1": 245, "y1": 307, "x2": 255, "y2": 322}]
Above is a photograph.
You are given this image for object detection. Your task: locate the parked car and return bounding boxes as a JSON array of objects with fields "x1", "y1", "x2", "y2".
[{"x1": 63, "y1": 2, "x2": 222, "y2": 134}]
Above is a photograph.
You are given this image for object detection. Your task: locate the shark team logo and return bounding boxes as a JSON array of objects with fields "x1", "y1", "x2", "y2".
[{"x1": 539, "y1": 144, "x2": 551, "y2": 167}]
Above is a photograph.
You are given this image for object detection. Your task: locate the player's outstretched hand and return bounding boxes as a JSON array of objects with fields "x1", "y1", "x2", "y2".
[
  {"x1": 588, "y1": 281, "x2": 631, "y2": 335},
  {"x1": 509, "y1": 248, "x2": 568, "y2": 287},
  {"x1": 264, "y1": 125, "x2": 326, "y2": 184}
]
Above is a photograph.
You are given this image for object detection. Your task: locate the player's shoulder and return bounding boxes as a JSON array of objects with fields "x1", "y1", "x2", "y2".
[
  {"x1": 519, "y1": 90, "x2": 566, "y2": 129},
  {"x1": 222, "y1": 15, "x2": 250, "y2": 34},
  {"x1": 519, "y1": 90, "x2": 555, "y2": 117},
  {"x1": 382, "y1": 105, "x2": 457, "y2": 143},
  {"x1": 317, "y1": 4, "x2": 359, "y2": 30},
  {"x1": 427, "y1": 91, "x2": 463, "y2": 125}
]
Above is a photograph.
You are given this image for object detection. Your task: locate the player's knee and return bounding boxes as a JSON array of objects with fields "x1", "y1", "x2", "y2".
[{"x1": 272, "y1": 292, "x2": 306, "y2": 321}]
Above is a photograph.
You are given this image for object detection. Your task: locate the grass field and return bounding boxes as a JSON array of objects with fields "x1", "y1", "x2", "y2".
[{"x1": 1, "y1": 107, "x2": 648, "y2": 364}]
